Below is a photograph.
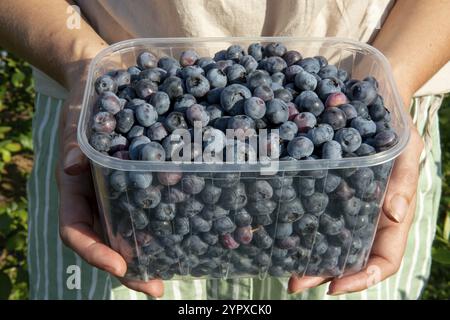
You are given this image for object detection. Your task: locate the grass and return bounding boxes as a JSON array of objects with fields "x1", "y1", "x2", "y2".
[{"x1": 0, "y1": 50, "x2": 448, "y2": 300}]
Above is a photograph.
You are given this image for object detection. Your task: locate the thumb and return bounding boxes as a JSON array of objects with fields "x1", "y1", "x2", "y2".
[
  {"x1": 382, "y1": 126, "x2": 423, "y2": 223},
  {"x1": 61, "y1": 95, "x2": 89, "y2": 175}
]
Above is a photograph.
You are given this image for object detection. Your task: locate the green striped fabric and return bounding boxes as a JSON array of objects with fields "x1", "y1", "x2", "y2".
[{"x1": 27, "y1": 93, "x2": 444, "y2": 300}]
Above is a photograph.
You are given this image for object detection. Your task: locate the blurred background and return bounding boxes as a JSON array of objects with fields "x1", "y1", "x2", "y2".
[{"x1": 0, "y1": 49, "x2": 448, "y2": 300}]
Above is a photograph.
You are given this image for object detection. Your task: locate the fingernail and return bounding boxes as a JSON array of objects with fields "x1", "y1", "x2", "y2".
[
  {"x1": 327, "y1": 289, "x2": 348, "y2": 296},
  {"x1": 64, "y1": 148, "x2": 82, "y2": 173},
  {"x1": 389, "y1": 195, "x2": 408, "y2": 223}
]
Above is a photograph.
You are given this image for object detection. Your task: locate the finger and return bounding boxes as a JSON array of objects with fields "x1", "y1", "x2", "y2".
[
  {"x1": 383, "y1": 126, "x2": 423, "y2": 223},
  {"x1": 287, "y1": 275, "x2": 331, "y2": 294},
  {"x1": 328, "y1": 200, "x2": 415, "y2": 295},
  {"x1": 119, "y1": 278, "x2": 164, "y2": 298},
  {"x1": 58, "y1": 167, "x2": 126, "y2": 277},
  {"x1": 60, "y1": 90, "x2": 89, "y2": 175}
]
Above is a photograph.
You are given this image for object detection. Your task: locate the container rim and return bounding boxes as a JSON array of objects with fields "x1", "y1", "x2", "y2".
[{"x1": 78, "y1": 36, "x2": 410, "y2": 172}]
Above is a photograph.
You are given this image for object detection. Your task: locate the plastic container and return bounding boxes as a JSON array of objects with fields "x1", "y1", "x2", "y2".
[{"x1": 78, "y1": 37, "x2": 410, "y2": 281}]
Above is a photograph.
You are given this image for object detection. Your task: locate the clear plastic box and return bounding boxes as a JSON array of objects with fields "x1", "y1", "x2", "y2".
[{"x1": 78, "y1": 37, "x2": 410, "y2": 281}]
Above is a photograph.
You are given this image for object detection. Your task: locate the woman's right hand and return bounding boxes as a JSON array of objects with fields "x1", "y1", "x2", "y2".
[{"x1": 56, "y1": 60, "x2": 164, "y2": 298}]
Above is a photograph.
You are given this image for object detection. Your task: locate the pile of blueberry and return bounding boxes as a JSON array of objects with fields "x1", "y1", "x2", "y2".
[{"x1": 89, "y1": 42, "x2": 397, "y2": 280}]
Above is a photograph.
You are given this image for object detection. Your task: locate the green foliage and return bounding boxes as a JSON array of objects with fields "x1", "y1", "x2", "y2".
[{"x1": 0, "y1": 49, "x2": 33, "y2": 300}]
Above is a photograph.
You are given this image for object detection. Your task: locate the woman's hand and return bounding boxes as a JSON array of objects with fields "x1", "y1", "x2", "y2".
[
  {"x1": 56, "y1": 61, "x2": 164, "y2": 298},
  {"x1": 288, "y1": 90, "x2": 424, "y2": 295}
]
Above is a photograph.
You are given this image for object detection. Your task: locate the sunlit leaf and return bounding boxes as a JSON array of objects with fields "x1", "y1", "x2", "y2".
[
  {"x1": 432, "y1": 247, "x2": 450, "y2": 265},
  {"x1": 5, "y1": 142, "x2": 21, "y2": 152}
]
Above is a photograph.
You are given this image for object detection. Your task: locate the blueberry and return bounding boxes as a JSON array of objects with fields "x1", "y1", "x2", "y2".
[
  {"x1": 350, "y1": 101, "x2": 370, "y2": 119},
  {"x1": 146, "y1": 122, "x2": 168, "y2": 141},
  {"x1": 157, "y1": 56, "x2": 181, "y2": 73},
  {"x1": 213, "y1": 172, "x2": 240, "y2": 188},
  {"x1": 302, "y1": 192, "x2": 329, "y2": 215},
  {"x1": 259, "y1": 56, "x2": 287, "y2": 74},
  {"x1": 266, "y1": 98, "x2": 289, "y2": 124},
  {"x1": 248, "y1": 43, "x2": 265, "y2": 61},
  {"x1": 349, "y1": 81, "x2": 377, "y2": 105},
  {"x1": 246, "y1": 180, "x2": 273, "y2": 201},
  {"x1": 205, "y1": 68, "x2": 227, "y2": 88},
  {"x1": 252, "y1": 227, "x2": 273, "y2": 249},
  {"x1": 247, "y1": 70, "x2": 272, "y2": 90},
  {"x1": 306, "y1": 123, "x2": 334, "y2": 146},
  {"x1": 135, "y1": 103, "x2": 158, "y2": 127},
  {"x1": 254, "y1": 117, "x2": 268, "y2": 130},
  {"x1": 137, "y1": 51, "x2": 157, "y2": 69},
  {"x1": 287, "y1": 136, "x2": 314, "y2": 159},
  {"x1": 178, "y1": 198, "x2": 204, "y2": 217},
  {"x1": 321, "y1": 140, "x2": 342, "y2": 159},
  {"x1": 147, "y1": 92, "x2": 170, "y2": 115},
  {"x1": 180, "y1": 174, "x2": 205, "y2": 195},
  {"x1": 95, "y1": 75, "x2": 117, "y2": 94},
  {"x1": 233, "y1": 208, "x2": 252, "y2": 227},
  {"x1": 190, "y1": 215, "x2": 213, "y2": 233},
  {"x1": 272, "y1": 185, "x2": 296, "y2": 202},
  {"x1": 128, "y1": 136, "x2": 150, "y2": 160},
  {"x1": 160, "y1": 76, "x2": 184, "y2": 100},
  {"x1": 315, "y1": 173, "x2": 341, "y2": 193},
  {"x1": 182, "y1": 235, "x2": 208, "y2": 255},
  {"x1": 92, "y1": 111, "x2": 116, "y2": 133},
  {"x1": 297, "y1": 57, "x2": 320, "y2": 73},
  {"x1": 98, "y1": 92, "x2": 121, "y2": 115},
  {"x1": 227, "y1": 115, "x2": 256, "y2": 133},
  {"x1": 369, "y1": 102, "x2": 387, "y2": 122},
  {"x1": 126, "y1": 125, "x2": 144, "y2": 140},
  {"x1": 239, "y1": 55, "x2": 258, "y2": 73},
  {"x1": 319, "y1": 213, "x2": 344, "y2": 236},
  {"x1": 253, "y1": 85, "x2": 274, "y2": 102},
  {"x1": 134, "y1": 79, "x2": 158, "y2": 100},
  {"x1": 374, "y1": 130, "x2": 398, "y2": 151},
  {"x1": 274, "y1": 88, "x2": 293, "y2": 103},
  {"x1": 296, "y1": 177, "x2": 315, "y2": 197},
  {"x1": 219, "y1": 183, "x2": 247, "y2": 210},
  {"x1": 152, "y1": 202, "x2": 176, "y2": 221},
  {"x1": 268, "y1": 265, "x2": 285, "y2": 277},
  {"x1": 294, "y1": 213, "x2": 319, "y2": 235},
  {"x1": 157, "y1": 172, "x2": 182, "y2": 187},
  {"x1": 349, "y1": 168, "x2": 374, "y2": 192},
  {"x1": 139, "y1": 142, "x2": 165, "y2": 161},
  {"x1": 293, "y1": 112, "x2": 317, "y2": 133},
  {"x1": 295, "y1": 70, "x2": 317, "y2": 91},
  {"x1": 264, "y1": 42, "x2": 287, "y2": 57},
  {"x1": 252, "y1": 214, "x2": 273, "y2": 226},
  {"x1": 338, "y1": 103, "x2": 358, "y2": 121},
  {"x1": 201, "y1": 205, "x2": 229, "y2": 220},
  {"x1": 133, "y1": 185, "x2": 161, "y2": 209},
  {"x1": 213, "y1": 50, "x2": 227, "y2": 61},
  {"x1": 138, "y1": 67, "x2": 167, "y2": 83},
  {"x1": 325, "y1": 92, "x2": 349, "y2": 108},
  {"x1": 221, "y1": 233, "x2": 240, "y2": 249},
  {"x1": 316, "y1": 77, "x2": 341, "y2": 100},
  {"x1": 283, "y1": 50, "x2": 302, "y2": 66},
  {"x1": 279, "y1": 121, "x2": 298, "y2": 141},
  {"x1": 164, "y1": 112, "x2": 188, "y2": 132},
  {"x1": 355, "y1": 143, "x2": 376, "y2": 156},
  {"x1": 179, "y1": 49, "x2": 199, "y2": 67},
  {"x1": 312, "y1": 236, "x2": 329, "y2": 255},
  {"x1": 114, "y1": 108, "x2": 134, "y2": 133},
  {"x1": 220, "y1": 84, "x2": 251, "y2": 114},
  {"x1": 246, "y1": 199, "x2": 277, "y2": 216},
  {"x1": 268, "y1": 175, "x2": 293, "y2": 189},
  {"x1": 351, "y1": 116, "x2": 376, "y2": 138},
  {"x1": 201, "y1": 232, "x2": 219, "y2": 246},
  {"x1": 118, "y1": 86, "x2": 136, "y2": 101},
  {"x1": 185, "y1": 104, "x2": 210, "y2": 127},
  {"x1": 183, "y1": 74, "x2": 210, "y2": 98},
  {"x1": 205, "y1": 105, "x2": 223, "y2": 124},
  {"x1": 284, "y1": 64, "x2": 303, "y2": 82},
  {"x1": 271, "y1": 72, "x2": 286, "y2": 86},
  {"x1": 334, "y1": 127, "x2": 362, "y2": 153},
  {"x1": 90, "y1": 132, "x2": 111, "y2": 152},
  {"x1": 320, "y1": 107, "x2": 347, "y2": 130},
  {"x1": 174, "y1": 217, "x2": 190, "y2": 236},
  {"x1": 277, "y1": 198, "x2": 305, "y2": 223},
  {"x1": 109, "y1": 170, "x2": 128, "y2": 193},
  {"x1": 234, "y1": 226, "x2": 253, "y2": 244},
  {"x1": 318, "y1": 65, "x2": 338, "y2": 79},
  {"x1": 294, "y1": 90, "x2": 324, "y2": 116},
  {"x1": 128, "y1": 171, "x2": 152, "y2": 189}
]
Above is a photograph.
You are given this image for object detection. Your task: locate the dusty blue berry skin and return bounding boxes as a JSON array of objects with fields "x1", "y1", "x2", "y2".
[
  {"x1": 139, "y1": 67, "x2": 167, "y2": 83},
  {"x1": 279, "y1": 121, "x2": 298, "y2": 141},
  {"x1": 146, "y1": 122, "x2": 168, "y2": 141},
  {"x1": 322, "y1": 140, "x2": 343, "y2": 159},
  {"x1": 374, "y1": 130, "x2": 398, "y2": 151},
  {"x1": 98, "y1": 92, "x2": 121, "y2": 114},
  {"x1": 298, "y1": 57, "x2": 321, "y2": 73},
  {"x1": 134, "y1": 79, "x2": 158, "y2": 100},
  {"x1": 164, "y1": 112, "x2": 188, "y2": 132},
  {"x1": 334, "y1": 127, "x2": 362, "y2": 153},
  {"x1": 137, "y1": 51, "x2": 157, "y2": 69},
  {"x1": 115, "y1": 108, "x2": 135, "y2": 133},
  {"x1": 294, "y1": 91, "x2": 324, "y2": 116},
  {"x1": 316, "y1": 77, "x2": 342, "y2": 100},
  {"x1": 139, "y1": 142, "x2": 166, "y2": 161},
  {"x1": 320, "y1": 107, "x2": 347, "y2": 130},
  {"x1": 135, "y1": 103, "x2": 158, "y2": 127},
  {"x1": 226, "y1": 44, "x2": 245, "y2": 61},
  {"x1": 266, "y1": 98, "x2": 289, "y2": 124},
  {"x1": 90, "y1": 132, "x2": 111, "y2": 152},
  {"x1": 226, "y1": 63, "x2": 247, "y2": 85},
  {"x1": 284, "y1": 64, "x2": 303, "y2": 82},
  {"x1": 206, "y1": 68, "x2": 227, "y2": 88},
  {"x1": 351, "y1": 117, "x2": 377, "y2": 140},
  {"x1": 92, "y1": 111, "x2": 116, "y2": 133},
  {"x1": 253, "y1": 85, "x2": 274, "y2": 102},
  {"x1": 318, "y1": 65, "x2": 338, "y2": 79},
  {"x1": 239, "y1": 55, "x2": 258, "y2": 73},
  {"x1": 178, "y1": 65, "x2": 204, "y2": 79},
  {"x1": 247, "y1": 70, "x2": 272, "y2": 90},
  {"x1": 247, "y1": 43, "x2": 265, "y2": 61},
  {"x1": 95, "y1": 75, "x2": 117, "y2": 95},
  {"x1": 271, "y1": 72, "x2": 286, "y2": 86},
  {"x1": 127, "y1": 125, "x2": 144, "y2": 140},
  {"x1": 349, "y1": 81, "x2": 378, "y2": 105},
  {"x1": 220, "y1": 84, "x2": 251, "y2": 114},
  {"x1": 259, "y1": 56, "x2": 287, "y2": 74},
  {"x1": 295, "y1": 70, "x2": 317, "y2": 91},
  {"x1": 149, "y1": 91, "x2": 171, "y2": 115},
  {"x1": 160, "y1": 76, "x2": 184, "y2": 100},
  {"x1": 185, "y1": 74, "x2": 211, "y2": 98},
  {"x1": 307, "y1": 123, "x2": 334, "y2": 146},
  {"x1": 179, "y1": 49, "x2": 199, "y2": 67},
  {"x1": 274, "y1": 88, "x2": 293, "y2": 103},
  {"x1": 287, "y1": 136, "x2": 314, "y2": 159},
  {"x1": 244, "y1": 97, "x2": 266, "y2": 120}
]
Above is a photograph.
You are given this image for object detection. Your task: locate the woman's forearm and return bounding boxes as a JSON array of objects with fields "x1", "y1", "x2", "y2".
[
  {"x1": 0, "y1": 0, "x2": 107, "y2": 87},
  {"x1": 373, "y1": 0, "x2": 450, "y2": 100}
]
